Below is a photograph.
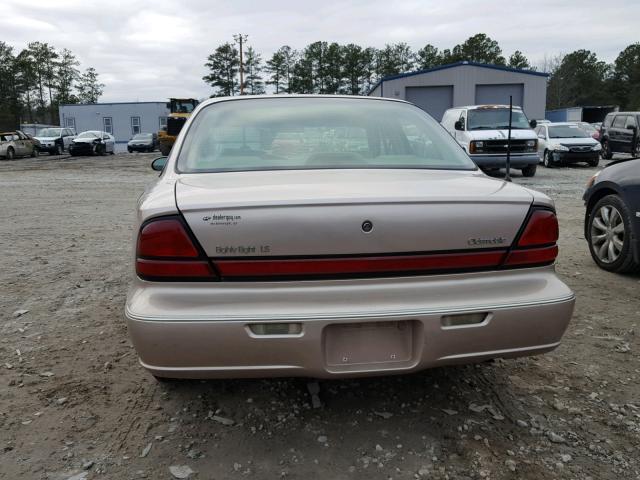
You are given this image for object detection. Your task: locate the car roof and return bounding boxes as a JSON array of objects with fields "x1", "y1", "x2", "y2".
[
  {"x1": 608, "y1": 111, "x2": 640, "y2": 115},
  {"x1": 546, "y1": 122, "x2": 584, "y2": 126},
  {"x1": 198, "y1": 94, "x2": 410, "y2": 110}
]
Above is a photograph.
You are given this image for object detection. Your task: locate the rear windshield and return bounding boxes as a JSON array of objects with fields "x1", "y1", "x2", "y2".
[
  {"x1": 177, "y1": 98, "x2": 476, "y2": 173},
  {"x1": 549, "y1": 125, "x2": 590, "y2": 138},
  {"x1": 133, "y1": 133, "x2": 152, "y2": 140}
]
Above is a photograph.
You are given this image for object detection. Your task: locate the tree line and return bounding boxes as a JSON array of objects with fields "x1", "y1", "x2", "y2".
[
  {"x1": 203, "y1": 34, "x2": 524, "y2": 97},
  {"x1": 0, "y1": 41, "x2": 105, "y2": 130},
  {"x1": 202, "y1": 34, "x2": 640, "y2": 112}
]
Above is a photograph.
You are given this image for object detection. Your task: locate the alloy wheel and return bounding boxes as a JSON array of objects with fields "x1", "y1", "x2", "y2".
[{"x1": 590, "y1": 205, "x2": 625, "y2": 263}]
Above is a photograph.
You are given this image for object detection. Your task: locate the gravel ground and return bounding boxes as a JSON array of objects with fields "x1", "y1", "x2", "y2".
[{"x1": 1, "y1": 153, "x2": 639, "y2": 480}]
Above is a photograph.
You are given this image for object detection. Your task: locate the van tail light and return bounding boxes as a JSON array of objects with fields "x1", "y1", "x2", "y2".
[
  {"x1": 504, "y1": 209, "x2": 559, "y2": 267},
  {"x1": 135, "y1": 216, "x2": 217, "y2": 280}
]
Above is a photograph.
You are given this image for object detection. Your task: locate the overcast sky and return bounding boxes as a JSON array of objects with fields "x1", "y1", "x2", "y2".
[{"x1": 1, "y1": 0, "x2": 637, "y2": 102}]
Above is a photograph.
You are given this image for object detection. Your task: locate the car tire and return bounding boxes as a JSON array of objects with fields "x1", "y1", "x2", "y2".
[
  {"x1": 31, "y1": 146, "x2": 37, "y2": 157},
  {"x1": 587, "y1": 157, "x2": 600, "y2": 167},
  {"x1": 521, "y1": 164, "x2": 537, "y2": 177},
  {"x1": 54, "y1": 144, "x2": 62, "y2": 156},
  {"x1": 128, "y1": 148, "x2": 132, "y2": 153},
  {"x1": 587, "y1": 194, "x2": 639, "y2": 273},
  {"x1": 96, "y1": 144, "x2": 105, "y2": 156},
  {"x1": 6, "y1": 147, "x2": 15, "y2": 160},
  {"x1": 601, "y1": 140, "x2": 613, "y2": 160},
  {"x1": 543, "y1": 150, "x2": 554, "y2": 168}
]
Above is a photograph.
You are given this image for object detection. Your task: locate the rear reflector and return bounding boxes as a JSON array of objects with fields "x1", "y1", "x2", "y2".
[
  {"x1": 214, "y1": 251, "x2": 507, "y2": 278},
  {"x1": 517, "y1": 210, "x2": 559, "y2": 247},
  {"x1": 136, "y1": 216, "x2": 216, "y2": 280}
]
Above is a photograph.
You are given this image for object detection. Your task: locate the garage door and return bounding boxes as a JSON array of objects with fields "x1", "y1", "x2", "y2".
[
  {"x1": 475, "y1": 84, "x2": 524, "y2": 108},
  {"x1": 405, "y1": 86, "x2": 453, "y2": 121}
]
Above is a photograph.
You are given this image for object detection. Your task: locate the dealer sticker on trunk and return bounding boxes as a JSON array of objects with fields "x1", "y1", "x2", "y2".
[{"x1": 202, "y1": 213, "x2": 242, "y2": 226}]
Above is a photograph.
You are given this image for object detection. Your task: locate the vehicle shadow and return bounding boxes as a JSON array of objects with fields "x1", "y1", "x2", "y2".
[{"x1": 154, "y1": 360, "x2": 527, "y2": 427}]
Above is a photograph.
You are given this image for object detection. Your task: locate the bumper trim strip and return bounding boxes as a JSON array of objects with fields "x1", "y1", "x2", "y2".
[
  {"x1": 125, "y1": 293, "x2": 575, "y2": 323},
  {"x1": 438, "y1": 341, "x2": 561, "y2": 361}
]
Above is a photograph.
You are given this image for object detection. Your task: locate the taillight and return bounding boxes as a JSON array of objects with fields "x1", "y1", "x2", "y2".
[
  {"x1": 135, "y1": 216, "x2": 217, "y2": 280},
  {"x1": 504, "y1": 209, "x2": 559, "y2": 267},
  {"x1": 516, "y1": 210, "x2": 559, "y2": 247}
]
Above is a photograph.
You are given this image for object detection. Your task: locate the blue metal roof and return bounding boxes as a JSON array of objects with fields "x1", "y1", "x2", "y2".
[{"x1": 367, "y1": 61, "x2": 549, "y2": 95}]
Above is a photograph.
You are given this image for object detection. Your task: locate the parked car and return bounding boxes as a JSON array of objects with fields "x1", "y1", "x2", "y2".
[
  {"x1": 583, "y1": 158, "x2": 640, "y2": 273},
  {"x1": 69, "y1": 131, "x2": 115, "y2": 156},
  {"x1": 22, "y1": 132, "x2": 42, "y2": 154},
  {"x1": 128, "y1": 133, "x2": 158, "y2": 153},
  {"x1": 35, "y1": 127, "x2": 76, "y2": 155},
  {"x1": 441, "y1": 105, "x2": 539, "y2": 177},
  {"x1": 535, "y1": 122, "x2": 601, "y2": 167},
  {"x1": 600, "y1": 112, "x2": 640, "y2": 159},
  {"x1": 126, "y1": 95, "x2": 574, "y2": 380},
  {"x1": 0, "y1": 130, "x2": 38, "y2": 159}
]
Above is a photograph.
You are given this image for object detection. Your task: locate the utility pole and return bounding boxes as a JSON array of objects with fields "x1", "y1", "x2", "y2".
[
  {"x1": 233, "y1": 34, "x2": 248, "y2": 95},
  {"x1": 505, "y1": 95, "x2": 513, "y2": 182}
]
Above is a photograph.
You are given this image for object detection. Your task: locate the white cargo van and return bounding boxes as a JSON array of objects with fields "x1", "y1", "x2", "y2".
[{"x1": 441, "y1": 105, "x2": 539, "y2": 177}]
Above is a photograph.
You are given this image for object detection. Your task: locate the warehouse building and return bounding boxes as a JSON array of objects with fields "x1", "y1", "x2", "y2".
[
  {"x1": 368, "y1": 61, "x2": 548, "y2": 121},
  {"x1": 59, "y1": 102, "x2": 170, "y2": 151},
  {"x1": 545, "y1": 106, "x2": 618, "y2": 123}
]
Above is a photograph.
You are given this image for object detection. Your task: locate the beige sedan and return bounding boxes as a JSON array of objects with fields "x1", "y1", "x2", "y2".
[
  {"x1": 125, "y1": 95, "x2": 574, "y2": 380},
  {"x1": 0, "y1": 131, "x2": 38, "y2": 159}
]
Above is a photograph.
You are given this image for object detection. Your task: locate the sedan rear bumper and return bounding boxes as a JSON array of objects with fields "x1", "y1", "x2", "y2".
[{"x1": 125, "y1": 266, "x2": 575, "y2": 379}]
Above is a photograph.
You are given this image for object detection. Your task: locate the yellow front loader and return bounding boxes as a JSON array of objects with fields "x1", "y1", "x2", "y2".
[{"x1": 158, "y1": 98, "x2": 199, "y2": 156}]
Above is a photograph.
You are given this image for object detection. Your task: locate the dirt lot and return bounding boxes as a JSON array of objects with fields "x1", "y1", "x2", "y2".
[{"x1": 1, "y1": 153, "x2": 639, "y2": 480}]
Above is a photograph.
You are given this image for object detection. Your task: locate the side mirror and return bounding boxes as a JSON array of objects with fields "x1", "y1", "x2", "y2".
[
  {"x1": 538, "y1": 134, "x2": 545, "y2": 139},
  {"x1": 529, "y1": 119, "x2": 537, "y2": 129},
  {"x1": 151, "y1": 156, "x2": 168, "y2": 172},
  {"x1": 454, "y1": 120, "x2": 464, "y2": 131}
]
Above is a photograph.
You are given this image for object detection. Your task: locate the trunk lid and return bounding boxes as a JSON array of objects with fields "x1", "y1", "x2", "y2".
[{"x1": 176, "y1": 169, "x2": 533, "y2": 258}]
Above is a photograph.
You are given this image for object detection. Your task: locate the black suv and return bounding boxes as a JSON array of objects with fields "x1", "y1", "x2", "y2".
[{"x1": 600, "y1": 112, "x2": 640, "y2": 159}]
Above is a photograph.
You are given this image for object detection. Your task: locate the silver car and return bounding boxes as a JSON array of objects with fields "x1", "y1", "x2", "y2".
[{"x1": 126, "y1": 95, "x2": 575, "y2": 380}]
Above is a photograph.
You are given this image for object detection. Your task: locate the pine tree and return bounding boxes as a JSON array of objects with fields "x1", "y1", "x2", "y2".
[
  {"x1": 243, "y1": 46, "x2": 265, "y2": 95},
  {"x1": 508, "y1": 51, "x2": 531, "y2": 69},
  {"x1": 203, "y1": 43, "x2": 239, "y2": 96},
  {"x1": 76, "y1": 67, "x2": 105, "y2": 104},
  {"x1": 415, "y1": 44, "x2": 442, "y2": 70},
  {"x1": 55, "y1": 49, "x2": 80, "y2": 105}
]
